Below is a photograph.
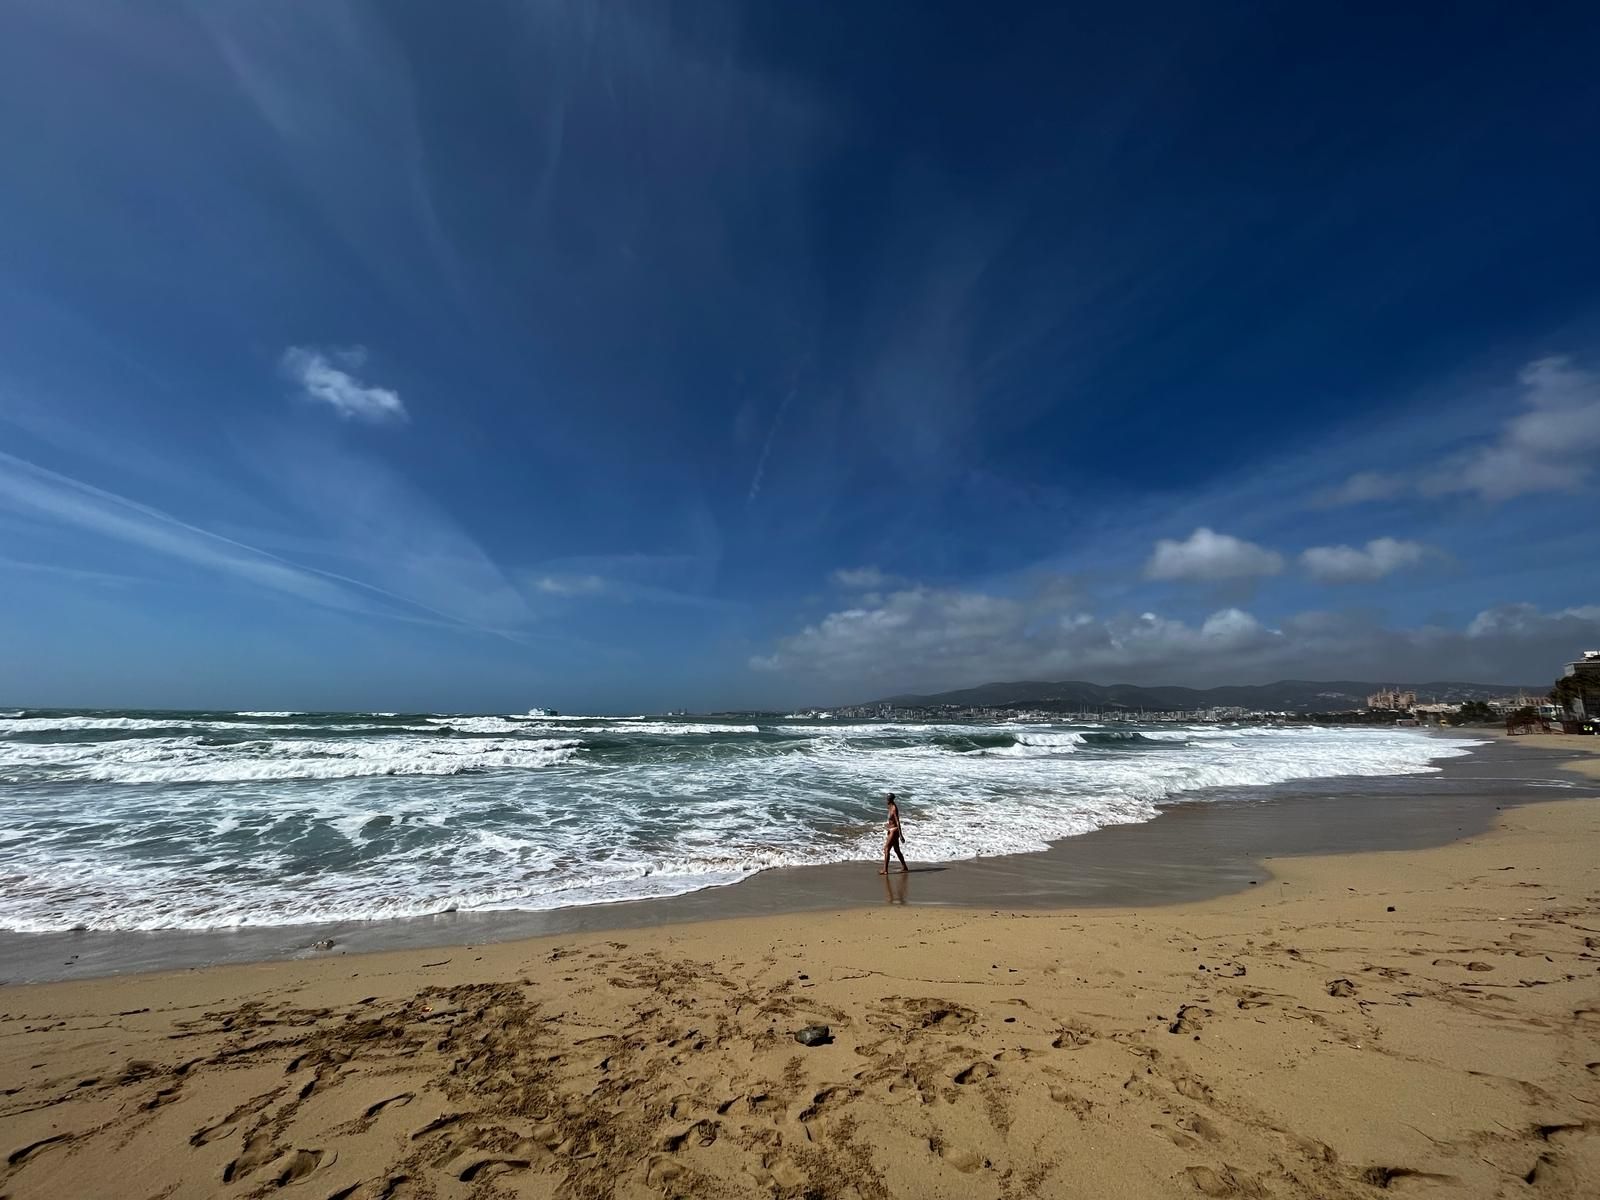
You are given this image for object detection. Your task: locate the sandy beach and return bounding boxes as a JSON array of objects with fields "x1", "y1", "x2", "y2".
[{"x1": 3, "y1": 739, "x2": 1598, "y2": 1199}]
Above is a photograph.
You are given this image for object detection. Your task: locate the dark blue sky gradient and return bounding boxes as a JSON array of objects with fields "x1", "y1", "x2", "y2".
[{"x1": 1, "y1": 1, "x2": 1597, "y2": 710}]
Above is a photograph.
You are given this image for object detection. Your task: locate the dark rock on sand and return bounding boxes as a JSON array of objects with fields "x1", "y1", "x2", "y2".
[{"x1": 794, "y1": 1025, "x2": 832, "y2": 1046}]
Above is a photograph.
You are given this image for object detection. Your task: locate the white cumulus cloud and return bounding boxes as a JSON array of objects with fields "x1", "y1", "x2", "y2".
[
  {"x1": 1325, "y1": 355, "x2": 1600, "y2": 505},
  {"x1": 1143, "y1": 527, "x2": 1284, "y2": 582},
  {"x1": 1427, "y1": 357, "x2": 1600, "y2": 500},
  {"x1": 281, "y1": 345, "x2": 407, "y2": 424},
  {"x1": 751, "y1": 575, "x2": 1600, "y2": 698},
  {"x1": 1300, "y1": 537, "x2": 1430, "y2": 584},
  {"x1": 1466, "y1": 602, "x2": 1600, "y2": 639},
  {"x1": 750, "y1": 581, "x2": 1283, "y2": 688}
]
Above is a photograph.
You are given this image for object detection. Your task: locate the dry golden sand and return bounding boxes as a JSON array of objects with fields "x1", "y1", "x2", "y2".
[{"x1": 2, "y1": 759, "x2": 1598, "y2": 1198}]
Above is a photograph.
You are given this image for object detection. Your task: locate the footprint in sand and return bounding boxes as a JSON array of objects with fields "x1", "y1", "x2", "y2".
[
  {"x1": 1361, "y1": 1165, "x2": 1455, "y2": 1188},
  {"x1": 1156, "y1": 1124, "x2": 1204, "y2": 1152},
  {"x1": 271, "y1": 1148, "x2": 328, "y2": 1187},
  {"x1": 645, "y1": 1156, "x2": 685, "y2": 1187},
  {"x1": 1184, "y1": 1164, "x2": 1265, "y2": 1197},
  {"x1": 660, "y1": 1120, "x2": 719, "y2": 1152},
  {"x1": 953, "y1": 1062, "x2": 996, "y2": 1085},
  {"x1": 7, "y1": 1133, "x2": 73, "y2": 1169},
  {"x1": 929, "y1": 1138, "x2": 985, "y2": 1173},
  {"x1": 222, "y1": 1133, "x2": 275, "y2": 1183},
  {"x1": 456, "y1": 1156, "x2": 531, "y2": 1183},
  {"x1": 797, "y1": 1086, "x2": 855, "y2": 1124},
  {"x1": 361, "y1": 1092, "x2": 414, "y2": 1120},
  {"x1": 408, "y1": 1112, "x2": 469, "y2": 1141},
  {"x1": 1170, "y1": 1071, "x2": 1215, "y2": 1104},
  {"x1": 1048, "y1": 1085, "x2": 1094, "y2": 1119},
  {"x1": 1535, "y1": 1121, "x2": 1590, "y2": 1145},
  {"x1": 189, "y1": 1120, "x2": 236, "y2": 1147},
  {"x1": 1168, "y1": 1005, "x2": 1212, "y2": 1034}
]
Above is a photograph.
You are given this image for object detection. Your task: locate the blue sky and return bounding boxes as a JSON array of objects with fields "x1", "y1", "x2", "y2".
[{"x1": 2, "y1": 1, "x2": 1598, "y2": 712}]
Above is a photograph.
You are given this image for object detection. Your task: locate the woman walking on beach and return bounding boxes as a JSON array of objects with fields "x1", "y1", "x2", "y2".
[{"x1": 880, "y1": 792, "x2": 908, "y2": 875}]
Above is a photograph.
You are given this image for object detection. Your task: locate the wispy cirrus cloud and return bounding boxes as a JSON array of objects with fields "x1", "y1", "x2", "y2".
[
  {"x1": 1315, "y1": 470, "x2": 1406, "y2": 507},
  {"x1": 831, "y1": 566, "x2": 903, "y2": 592},
  {"x1": 231, "y1": 432, "x2": 534, "y2": 633},
  {"x1": 0, "y1": 448, "x2": 531, "y2": 638},
  {"x1": 281, "y1": 345, "x2": 406, "y2": 424},
  {"x1": 1143, "y1": 528, "x2": 1284, "y2": 582},
  {"x1": 534, "y1": 574, "x2": 606, "y2": 596},
  {"x1": 0, "y1": 448, "x2": 378, "y2": 616},
  {"x1": 513, "y1": 553, "x2": 741, "y2": 614}
]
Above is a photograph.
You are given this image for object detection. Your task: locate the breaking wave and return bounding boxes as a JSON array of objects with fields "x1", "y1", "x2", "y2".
[{"x1": 0, "y1": 711, "x2": 1478, "y2": 932}]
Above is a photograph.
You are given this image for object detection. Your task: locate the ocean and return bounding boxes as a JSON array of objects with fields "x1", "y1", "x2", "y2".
[{"x1": 0, "y1": 710, "x2": 1475, "y2": 934}]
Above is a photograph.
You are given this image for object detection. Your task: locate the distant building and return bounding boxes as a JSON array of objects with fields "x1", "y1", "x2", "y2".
[
  {"x1": 1487, "y1": 692, "x2": 1540, "y2": 714},
  {"x1": 1413, "y1": 702, "x2": 1460, "y2": 716},
  {"x1": 1366, "y1": 687, "x2": 1416, "y2": 711},
  {"x1": 1562, "y1": 650, "x2": 1600, "y2": 720}
]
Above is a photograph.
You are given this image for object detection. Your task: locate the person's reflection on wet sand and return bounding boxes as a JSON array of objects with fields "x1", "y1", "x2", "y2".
[{"x1": 882, "y1": 869, "x2": 908, "y2": 905}]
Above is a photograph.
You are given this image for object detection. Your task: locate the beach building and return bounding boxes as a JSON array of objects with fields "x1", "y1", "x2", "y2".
[
  {"x1": 1366, "y1": 686, "x2": 1416, "y2": 711},
  {"x1": 1412, "y1": 702, "x2": 1460, "y2": 725},
  {"x1": 1561, "y1": 650, "x2": 1600, "y2": 720}
]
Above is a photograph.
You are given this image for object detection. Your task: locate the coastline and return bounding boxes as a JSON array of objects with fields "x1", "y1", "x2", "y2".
[
  {"x1": 1, "y1": 735, "x2": 1596, "y2": 1197},
  {"x1": 2, "y1": 731, "x2": 1592, "y2": 985}
]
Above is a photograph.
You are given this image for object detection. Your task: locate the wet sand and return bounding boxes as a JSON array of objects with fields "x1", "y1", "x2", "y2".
[
  {"x1": 4, "y1": 733, "x2": 1591, "y2": 984},
  {"x1": 1, "y1": 734, "x2": 1598, "y2": 1198}
]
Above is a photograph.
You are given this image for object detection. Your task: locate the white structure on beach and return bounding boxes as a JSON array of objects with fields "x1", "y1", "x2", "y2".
[{"x1": 1562, "y1": 650, "x2": 1600, "y2": 720}]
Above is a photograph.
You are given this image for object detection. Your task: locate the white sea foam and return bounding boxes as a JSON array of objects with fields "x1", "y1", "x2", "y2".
[
  {"x1": 515, "y1": 721, "x2": 763, "y2": 736},
  {"x1": 1012, "y1": 730, "x2": 1085, "y2": 748},
  {"x1": 0, "y1": 715, "x2": 202, "y2": 732},
  {"x1": 0, "y1": 715, "x2": 431, "y2": 735},
  {"x1": 426, "y1": 716, "x2": 533, "y2": 735},
  {"x1": 0, "y1": 720, "x2": 1481, "y2": 932},
  {"x1": 1, "y1": 735, "x2": 582, "y2": 785}
]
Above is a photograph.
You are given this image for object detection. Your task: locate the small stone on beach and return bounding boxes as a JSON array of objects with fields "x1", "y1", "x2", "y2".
[{"x1": 794, "y1": 1025, "x2": 831, "y2": 1047}]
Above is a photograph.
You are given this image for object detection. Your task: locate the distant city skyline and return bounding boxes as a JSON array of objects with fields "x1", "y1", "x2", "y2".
[{"x1": 2, "y1": 2, "x2": 1598, "y2": 712}]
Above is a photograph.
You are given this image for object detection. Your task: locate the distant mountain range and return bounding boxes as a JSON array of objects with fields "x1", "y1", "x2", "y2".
[{"x1": 872, "y1": 678, "x2": 1545, "y2": 713}]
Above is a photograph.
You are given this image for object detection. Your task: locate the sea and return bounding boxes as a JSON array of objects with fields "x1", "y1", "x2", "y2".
[{"x1": 0, "y1": 709, "x2": 1476, "y2": 934}]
